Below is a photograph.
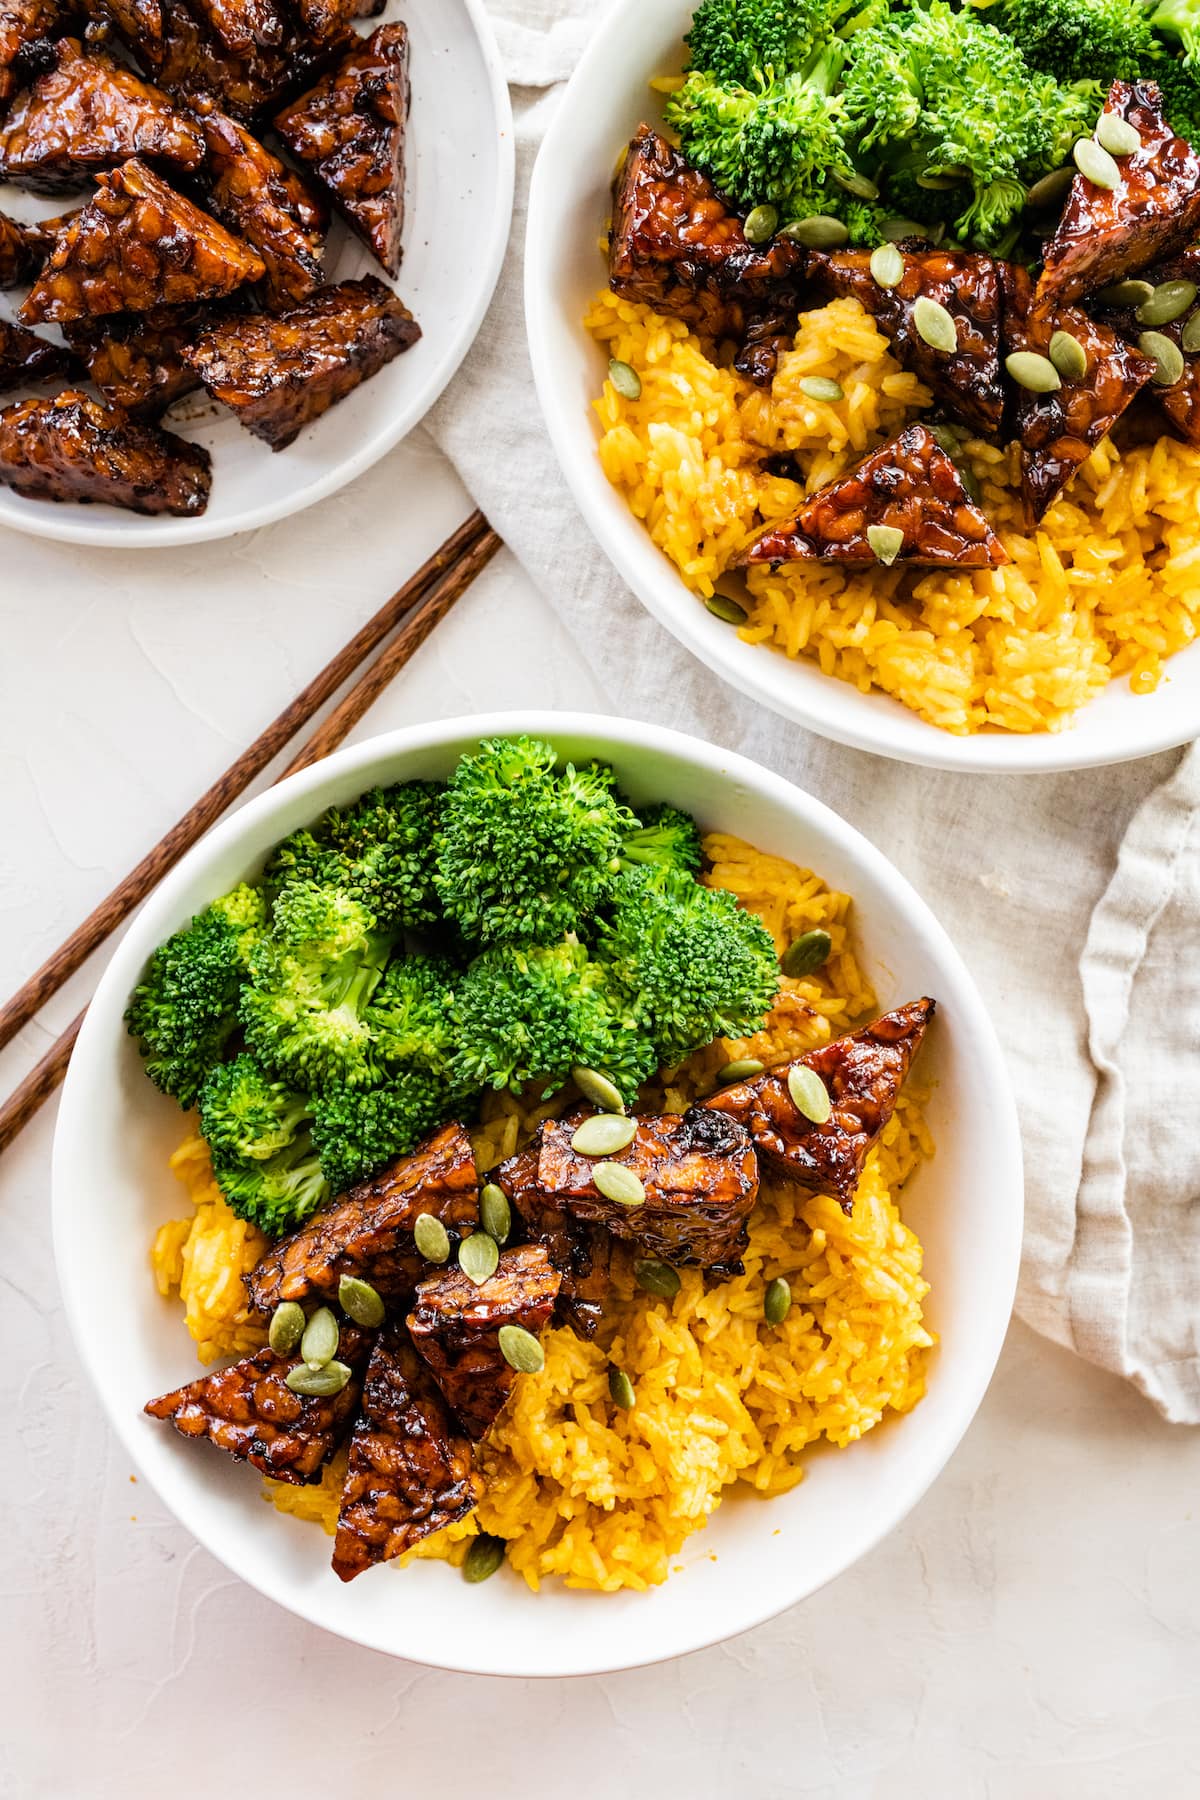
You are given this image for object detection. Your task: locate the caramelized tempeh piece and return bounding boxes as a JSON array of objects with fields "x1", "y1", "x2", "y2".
[
  {"x1": 608, "y1": 124, "x2": 806, "y2": 386},
  {"x1": 274, "y1": 22, "x2": 409, "y2": 277},
  {"x1": 184, "y1": 275, "x2": 419, "y2": 449},
  {"x1": 704, "y1": 999, "x2": 934, "y2": 1212},
  {"x1": 247, "y1": 1123, "x2": 479, "y2": 1313},
  {"x1": 807, "y1": 247, "x2": 1006, "y2": 436},
  {"x1": 194, "y1": 97, "x2": 326, "y2": 309},
  {"x1": 20, "y1": 157, "x2": 265, "y2": 324},
  {"x1": 0, "y1": 316, "x2": 71, "y2": 391},
  {"x1": 1038, "y1": 81, "x2": 1200, "y2": 307},
  {"x1": 147, "y1": 0, "x2": 351, "y2": 126},
  {"x1": 407, "y1": 1245, "x2": 561, "y2": 1440},
  {"x1": 189, "y1": 0, "x2": 288, "y2": 57},
  {"x1": 332, "y1": 1323, "x2": 481, "y2": 1582},
  {"x1": 144, "y1": 1324, "x2": 372, "y2": 1485},
  {"x1": 296, "y1": 0, "x2": 372, "y2": 43},
  {"x1": 0, "y1": 39, "x2": 205, "y2": 193},
  {"x1": 1091, "y1": 246, "x2": 1200, "y2": 445},
  {"x1": 1002, "y1": 263, "x2": 1156, "y2": 521},
  {"x1": 63, "y1": 303, "x2": 206, "y2": 416},
  {"x1": 537, "y1": 1105, "x2": 759, "y2": 1276},
  {"x1": 0, "y1": 389, "x2": 211, "y2": 513},
  {"x1": 1, "y1": 0, "x2": 66, "y2": 114},
  {"x1": 1, "y1": 207, "x2": 36, "y2": 286},
  {"x1": 736, "y1": 423, "x2": 1007, "y2": 569},
  {"x1": 499, "y1": 1145, "x2": 613, "y2": 1339}
]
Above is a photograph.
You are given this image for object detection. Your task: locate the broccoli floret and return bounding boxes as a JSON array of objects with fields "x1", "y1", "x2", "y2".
[
  {"x1": 310, "y1": 1071, "x2": 452, "y2": 1194},
  {"x1": 125, "y1": 883, "x2": 266, "y2": 1108},
  {"x1": 210, "y1": 1133, "x2": 330, "y2": 1237},
  {"x1": 843, "y1": 2, "x2": 1103, "y2": 248},
  {"x1": 1157, "y1": 55, "x2": 1200, "y2": 138},
  {"x1": 1150, "y1": 0, "x2": 1200, "y2": 65},
  {"x1": 199, "y1": 1054, "x2": 311, "y2": 1163},
  {"x1": 364, "y1": 954, "x2": 460, "y2": 1079},
  {"x1": 451, "y1": 940, "x2": 655, "y2": 1103},
  {"x1": 599, "y1": 869, "x2": 779, "y2": 1067},
  {"x1": 434, "y1": 737, "x2": 636, "y2": 946},
  {"x1": 619, "y1": 804, "x2": 704, "y2": 877},
  {"x1": 321, "y1": 781, "x2": 443, "y2": 930},
  {"x1": 684, "y1": 0, "x2": 886, "y2": 85},
  {"x1": 261, "y1": 827, "x2": 334, "y2": 901},
  {"x1": 999, "y1": 0, "x2": 1155, "y2": 82}
]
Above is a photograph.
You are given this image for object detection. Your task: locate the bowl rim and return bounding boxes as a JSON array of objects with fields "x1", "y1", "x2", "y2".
[
  {"x1": 0, "y1": 0, "x2": 515, "y2": 551},
  {"x1": 522, "y1": 0, "x2": 1200, "y2": 775},
  {"x1": 51, "y1": 710, "x2": 1024, "y2": 1672}
]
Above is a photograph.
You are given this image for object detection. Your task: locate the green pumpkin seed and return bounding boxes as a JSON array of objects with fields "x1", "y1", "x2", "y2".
[
  {"x1": 459, "y1": 1230, "x2": 500, "y2": 1285},
  {"x1": 833, "y1": 168, "x2": 879, "y2": 200},
  {"x1": 717, "y1": 1057, "x2": 765, "y2": 1083},
  {"x1": 764, "y1": 1276, "x2": 792, "y2": 1326},
  {"x1": 414, "y1": 1211, "x2": 451, "y2": 1264},
  {"x1": 592, "y1": 1161, "x2": 646, "y2": 1208},
  {"x1": 498, "y1": 1324, "x2": 545, "y2": 1374},
  {"x1": 462, "y1": 1533, "x2": 506, "y2": 1583},
  {"x1": 781, "y1": 928, "x2": 833, "y2": 978},
  {"x1": 1073, "y1": 136, "x2": 1120, "y2": 190},
  {"x1": 705, "y1": 593, "x2": 748, "y2": 625},
  {"x1": 571, "y1": 1066, "x2": 625, "y2": 1114},
  {"x1": 608, "y1": 1366, "x2": 636, "y2": 1410},
  {"x1": 634, "y1": 1258, "x2": 682, "y2": 1299},
  {"x1": 1140, "y1": 330, "x2": 1186, "y2": 385},
  {"x1": 300, "y1": 1305, "x2": 339, "y2": 1369},
  {"x1": 1096, "y1": 278, "x2": 1155, "y2": 308},
  {"x1": 286, "y1": 1359, "x2": 351, "y2": 1398},
  {"x1": 912, "y1": 295, "x2": 958, "y2": 354},
  {"x1": 1026, "y1": 166, "x2": 1074, "y2": 210},
  {"x1": 480, "y1": 1182, "x2": 511, "y2": 1245},
  {"x1": 1005, "y1": 350, "x2": 1062, "y2": 394},
  {"x1": 1182, "y1": 312, "x2": 1200, "y2": 354},
  {"x1": 1048, "y1": 331, "x2": 1088, "y2": 382},
  {"x1": 879, "y1": 216, "x2": 925, "y2": 242},
  {"x1": 608, "y1": 358, "x2": 641, "y2": 401},
  {"x1": 787, "y1": 1063, "x2": 832, "y2": 1125},
  {"x1": 915, "y1": 168, "x2": 962, "y2": 190},
  {"x1": 799, "y1": 376, "x2": 844, "y2": 402},
  {"x1": 742, "y1": 203, "x2": 778, "y2": 245},
  {"x1": 337, "y1": 1275, "x2": 385, "y2": 1329},
  {"x1": 866, "y1": 523, "x2": 905, "y2": 566},
  {"x1": 571, "y1": 1113, "x2": 638, "y2": 1158},
  {"x1": 928, "y1": 423, "x2": 962, "y2": 455},
  {"x1": 1138, "y1": 279, "x2": 1198, "y2": 327},
  {"x1": 268, "y1": 1301, "x2": 305, "y2": 1355},
  {"x1": 1096, "y1": 111, "x2": 1141, "y2": 157},
  {"x1": 869, "y1": 243, "x2": 904, "y2": 289},
  {"x1": 780, "y1": 214, "x2": 849, "y2": 249}
]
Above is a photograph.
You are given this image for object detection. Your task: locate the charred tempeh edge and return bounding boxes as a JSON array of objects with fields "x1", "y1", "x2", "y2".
[
  {"x1": 144, "y1": 1322, "x2": 372, "y2": 1485},
  {"x1": 407, "y1": 1244, "x2": 561, "y2": 1440},
  {"x1": 736, "y1": 423, "x2": 1007, "y2": 569},
  {"x1": 194, "y1": 95, "x2": 327, "y2": 310},
  {"x1": 63, "y1": 303, "x2": 207, "y2": 417},
  {"x1": 499, "y1": 1144, "x2": 613, "y2": 1339},
  {"x1": 0, "y1": 317, "x2": 72, "y2": 393},
  {"x1": 332, "y1": 1322, "x2": 481, "y2": 1582},
  {"x1": 1090, "y1": 244, "x2": 1200, "y2": 446},
  {"x1": 703, "y1": 999, "x2": 935, "y2": 1213},
  {"x1": 536, "y1": 1105, "x2": 759, "y2": 1276},
  {"x1": 0, "y1": 389, "x2": 212, "y2": 514},
  {"x1": 246, "y1": 1122, "x2": 480, "y2": 1313}
]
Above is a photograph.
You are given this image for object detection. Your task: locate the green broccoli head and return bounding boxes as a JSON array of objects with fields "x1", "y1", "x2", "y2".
[
  {"x1": 199, "y1": 1054, "x2": 310, "y2": 1163},
  {"x1": 310, "y1": 1072, "x2": 452, "y2": 1194},
  {"x1": 262, "y1": 828, "x2": 335, "y2": 901},
  {"x1": 239, "y1": 921, "x2": 392, "y2": 1094},
  {"x1": 1149, "y1": 0, "x2": 1200, "y2": 65},
  {"x1": 320, "y1": 780, "x2": 444, "y2": 930},
  {"x1": 619, "y1": 804, "x2": 704, "y2": 877},
  {"x1": 599, "y1": 869, "x2": 779, "y2": 1068},
  {"x1": 125, "y1": 883, "x2": 266, "y2": 1108},
  {"x1": 684, "y1": 0, "x2": 888, "y2": 84},
  {"x1": 1157, "y1": 55, "x2": 1200, "y2": 139},
  {"x1": 999, "y1": 0, "x2": 1156, "y2": 82},
  {"x1": 451, "y1": 939, "x2": 655, "y2": 1104},
  {"x1": 434, "y1": 737, "x2": 637, "y2": 946},
  {"x1": 271, "y1": 883, "x2": 377, "y2": 959},
  {"x1": 210, "y1": 1132, "x2": 330, "y2": 1237},
  {"x1": 364, "y1": 954, "x2": 460, "y2": 1079}
]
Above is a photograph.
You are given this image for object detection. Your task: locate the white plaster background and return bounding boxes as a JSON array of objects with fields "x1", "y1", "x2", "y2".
[{"x1": 2, "y1": 435, "x2": 1199, "y2": 1799}]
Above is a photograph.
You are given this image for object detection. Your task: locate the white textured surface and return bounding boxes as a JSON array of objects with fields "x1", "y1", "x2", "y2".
[{"x1": 4, "y1": 436, "x2": 1200, "y2": 1795}]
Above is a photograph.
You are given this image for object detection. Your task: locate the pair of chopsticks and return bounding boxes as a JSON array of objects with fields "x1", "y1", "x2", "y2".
[{"x1": 0, "y1": 510, "x2": 502, "y2": 1158}]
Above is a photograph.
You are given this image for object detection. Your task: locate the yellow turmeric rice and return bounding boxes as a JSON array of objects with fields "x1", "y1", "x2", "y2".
[
  {"x1": 586, "y1": 290, "x2": 1200, "y2": 736},
  {"x1": 149, "y1": 833, "x2": 934, "y2": 1592}
]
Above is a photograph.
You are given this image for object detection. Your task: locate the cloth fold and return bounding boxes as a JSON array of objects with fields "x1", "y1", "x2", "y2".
[{"x1": 426, "y1": 0, "x2": 1200, "y2": 1421}]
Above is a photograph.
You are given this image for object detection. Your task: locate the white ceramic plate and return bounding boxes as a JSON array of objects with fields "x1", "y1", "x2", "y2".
[
  {"x1": 524, "y1": 0, "x2": 1200, "y2": 773},
  {"x1": 53, "y1": 712, "x2": 1023, "y2": 1675},
  {"x1": 0, "y1": 0, "x2": 513, "y2": 546}
]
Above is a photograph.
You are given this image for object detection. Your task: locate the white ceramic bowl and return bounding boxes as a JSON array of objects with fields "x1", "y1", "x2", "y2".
[
  {"x1": 524, "y1": 0, "x2": 1200, "y2": 773},
  {"x1": 0, "y1": 0, "x2": 513, "y2": 547},
  {"x1": 53, "y1": 712, "x2": 1023, "y2": 1674}
]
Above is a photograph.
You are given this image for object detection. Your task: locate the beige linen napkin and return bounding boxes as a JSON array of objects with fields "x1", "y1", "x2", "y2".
[{"x1": 426, "y1": 0, "x2": 1200, "y2": 1422}]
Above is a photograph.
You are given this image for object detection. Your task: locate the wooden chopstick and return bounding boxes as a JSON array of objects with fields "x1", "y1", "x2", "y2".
[
  {"x1": 0, "y1": 509, "x2": 490, "y2": 1059},
  {"x1": 0, "y1": 519, "x2": 503, "y2": 1158}
]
